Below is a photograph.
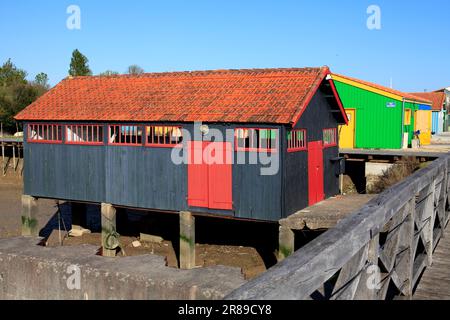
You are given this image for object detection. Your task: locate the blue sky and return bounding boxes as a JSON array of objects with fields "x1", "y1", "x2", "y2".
[{"x1": 0, "y1": 0, "x2": 448, "y2": 91}]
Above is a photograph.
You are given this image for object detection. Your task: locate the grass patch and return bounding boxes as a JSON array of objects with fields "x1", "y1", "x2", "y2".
[{"x1": 370, "y1": 157, "x2": 422, "y2": 194}]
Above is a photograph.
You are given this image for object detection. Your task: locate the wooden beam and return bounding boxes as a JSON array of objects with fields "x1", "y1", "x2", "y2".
[
  {"x1": 21, "y1": 195, "x2": 39, "y2": 237},
  {"x1": 180, "y1": 211, "x2": 195, "y2": 269},
  {"x1": 12, "y1": 144, "x2": 16, "y2": 172},
  {"x1": 101, "y1": 203, "x2": 118, "y2": 257},
  {"x1": 1, "y1": 142, "x2": 5, "y2": 176}
]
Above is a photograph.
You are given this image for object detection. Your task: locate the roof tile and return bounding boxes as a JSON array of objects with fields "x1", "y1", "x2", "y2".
[
  {"x1": 409, "y1": 92, "x2": 446, "y2": 111},
  {"x1": 15, "y1": 67, "x2": 330, "y2": 124}
]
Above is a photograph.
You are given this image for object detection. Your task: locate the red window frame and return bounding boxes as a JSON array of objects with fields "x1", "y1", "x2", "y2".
[
  {"x1": 287, "y1": 129, "x2": 307, "y2": 152},
  {"x1": 28, "y1": 123, "x2": 63, "y2": 144},
  {"x1": 323, "y1": 128, "x2": 337, "y2": 147},
  {"x1": 108, "y1": 125, "x2": 144, "y2": 146},
  {"x1": 145, "y1": 125, "x2": 183, "y2": 148},
  {"x1": 66, "y1": 124, "x2": 104, "y2": 145},
  {"x1": 235, "y1": 128, "x2": 278, "y2": 152}
]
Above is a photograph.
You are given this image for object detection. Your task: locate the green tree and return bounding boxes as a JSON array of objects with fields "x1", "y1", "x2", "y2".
[
  {"x1": 0, "y1": 59, "x2": 27, "y2": 87},
  {"x1": 34, "y1": 72, "x2": 50, "y2": 89},
  {"x1": 69, "y1": 49, "x2": 92, "y2": 76},
  {"x1": 0, "y1": 59, "x2": 49, "y2": 134},
  {"x1": 127, "y1": 65, "x2": 144, "y2": 75},
  {"x1": 3, "y1": 84, "x2": 40, "y2": 131}
]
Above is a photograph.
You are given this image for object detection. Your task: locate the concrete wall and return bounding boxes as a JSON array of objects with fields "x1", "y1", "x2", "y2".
[{"x1": 0, "y1": 237, "x2": 245, "y2": 300}]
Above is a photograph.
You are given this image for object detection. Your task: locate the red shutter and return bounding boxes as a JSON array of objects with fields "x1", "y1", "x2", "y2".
[
  {"x1": 187, "y1": 141, "x2": 233, "y2": 210},
  {"x1": 208, "y1": 142, "x2": 233, "y2": 210},
  {"x1": 308, "y1": 141, "x2": 325, "y2": 206},
  {"x1": 187, "y1": 141, "x2": 209, "y2": 208}
]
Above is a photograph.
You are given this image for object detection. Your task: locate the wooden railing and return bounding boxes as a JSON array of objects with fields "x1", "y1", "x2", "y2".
[{"x1": 226, "y1": 154, "x2": 450, "y2": 300}]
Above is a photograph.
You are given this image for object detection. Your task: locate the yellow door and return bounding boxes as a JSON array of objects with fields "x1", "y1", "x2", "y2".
[
  {"x1": 339, "y1": 109, "x2": 355, "y2": 149},
  {"x1": 415, "y1": 111, "x2": 432, "y2": 146}
]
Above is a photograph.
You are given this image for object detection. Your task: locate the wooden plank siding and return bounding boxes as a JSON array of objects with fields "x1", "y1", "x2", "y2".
[
  {"x1": 283, "y1": 87, "x2": 342, "y2": 217},
  {"x1": 23, "y1": 122, "x2": 283, "y2": 222}
]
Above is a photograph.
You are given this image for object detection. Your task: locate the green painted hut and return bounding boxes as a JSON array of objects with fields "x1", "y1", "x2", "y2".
[{"x1": 331, "y1": 74, "x2": 432, "y2": 149}]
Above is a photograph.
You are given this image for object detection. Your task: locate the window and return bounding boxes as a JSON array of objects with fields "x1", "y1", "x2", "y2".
[
  {"x1": 146, "y1": 125, "x2": 183, "y2": 147},
  {"x1": 28, "y1": 124, "x2": 62, "y2": 143},
  {"x1": 235, "y1": 128, "x2": 278, "y2": 152},
  {"x1": 109, "y1": 125, "x2": 143, "y2": 145},
  {"x1": 66, "y1": 125, "x2": 104, "y2": 145},
  {"x1": 405, "y1": 109, "x2": 412, "y2": 125},
  {"x1": 323, "y1": 128, "x2": 337, "y2": 147},
  {"x1": 287, "y1": 129, "x2": 307, "y2": 152}
]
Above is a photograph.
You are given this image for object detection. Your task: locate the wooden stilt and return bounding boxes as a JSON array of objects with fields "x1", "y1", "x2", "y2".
[
  {"x1": 21, "y1": 195, "x2": 39, "y2": 237},
  {"x1": 12, "y1": 144, "x2": 16, "y2": 172},
  {"x1": 101, "y1": 203, "x2": 118, "y2": 257},
  {"x1": 1, "y1": 142, "x2": 5, "y2": 176},
  {"x1": 180, "y1": 211, "x2": 195, "y2": 269}
]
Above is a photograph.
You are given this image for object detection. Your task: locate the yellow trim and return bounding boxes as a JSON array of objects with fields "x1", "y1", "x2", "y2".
[
  {"x1": 404, "y1": 109, "x2": 411, "y2": 125},
  {"x1": 339, "y1": 109, "x2": 356, "y2": 149},
  {"x1": 331, "y1": 74, "x2": 403, "y2": 101}
]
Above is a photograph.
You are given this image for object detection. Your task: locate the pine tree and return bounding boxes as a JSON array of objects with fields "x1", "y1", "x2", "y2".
[{"x1": 68, "y1": 49, "x2": 92, "y2": 76}]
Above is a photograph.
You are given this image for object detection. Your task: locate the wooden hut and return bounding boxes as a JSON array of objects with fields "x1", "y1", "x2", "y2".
[
  {"x1": 330, "y1": 74, "x2": 433, "y2": 149},
  {"x1": 15, "y1": 67, "x2": 347, "y2": 231}
]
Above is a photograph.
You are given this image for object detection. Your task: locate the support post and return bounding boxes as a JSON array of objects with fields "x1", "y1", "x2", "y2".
[
  {"x1": 21, "y1": 195, "x2": 39, "y2": 237},
  {"x1": 354, "y1": 234, "x2": 380, "y2": 300},
  {"x1": 424, "y1": 180, "x2": 436, "y2": 266},
  {"x1": 180, "y1": 211, "x2": 195, "y2": 269},
  {"x1": 1, "y1": 142, "x2": 5, "y2": 176},
  {"x1": 101, "y1": 203, "x2": 117, "y2": 257},
  {"x1": 278, "y1": 225, "x2": 295, "y2": 261},
  {"x1": 12, "y1": 144, "x2": 16, "y2": 172},
  {"x1": 405, "y1": 198, "x2": 416, "y2": 298}
]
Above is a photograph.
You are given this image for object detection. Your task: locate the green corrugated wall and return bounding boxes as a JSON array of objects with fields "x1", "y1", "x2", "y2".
[{"x1": 334, "y1": 81, "x2": 407, "y2": 149}]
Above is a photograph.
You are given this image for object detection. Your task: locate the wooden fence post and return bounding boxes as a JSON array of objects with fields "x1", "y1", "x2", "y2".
[{"x1": 424, "y1": 180, "x2": 436, "y2": 266}]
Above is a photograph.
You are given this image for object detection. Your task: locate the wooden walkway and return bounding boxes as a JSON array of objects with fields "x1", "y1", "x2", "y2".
[{"x1": 414, "y1": 225, "x2": 450, "y2": 300}]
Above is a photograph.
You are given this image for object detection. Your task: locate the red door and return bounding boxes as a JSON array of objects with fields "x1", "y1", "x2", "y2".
[
  {"x1": 308, "y1": 141, "x2": 324, "y2": 206},
  {"x1": 187, "y1": 141, "x2": 233, "y2": 210}
]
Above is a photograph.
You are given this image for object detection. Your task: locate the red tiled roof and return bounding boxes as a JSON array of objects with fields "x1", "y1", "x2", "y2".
[
  {"x1": 409, "y1": 92, "x2": 446, "y2": 111},
  {"x1": 333, "y1": 74, "x2": 433, "y2": 104},
  {"x1": 15, "y1": 67, "x2": 332, "y2": 124}
]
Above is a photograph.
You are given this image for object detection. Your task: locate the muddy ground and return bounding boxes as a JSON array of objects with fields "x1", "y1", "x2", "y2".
[{"x1": 0, "y1": 176, "x2": 56, "y2": 238}]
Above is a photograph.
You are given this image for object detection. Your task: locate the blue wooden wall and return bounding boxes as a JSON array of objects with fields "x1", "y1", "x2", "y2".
[
  {"x1": 283, "y1": 85, "x2": 342, "y2": 217},
  {"x1": 23, "y1": 122, "x2": 283, "y2": 222}
]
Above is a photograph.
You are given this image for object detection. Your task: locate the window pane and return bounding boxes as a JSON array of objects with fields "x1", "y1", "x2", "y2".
[
  {"x1": 145, "y1": 126, "x2": 182, "y2": 146},
  {"x1": 28, "y1": 124, "x2": 62, "y2": 143}
]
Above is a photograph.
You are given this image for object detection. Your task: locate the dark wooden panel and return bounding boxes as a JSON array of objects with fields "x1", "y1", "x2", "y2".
[
  {"x1": 24, "y1": 122, "x2": 283, "y2": 221},
  {"x1": 24, "y1": 141, "x2": 106, "y2": 203},
  {"x1": 283, "y1": 85, "x2": 341, "y2": 217}
]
